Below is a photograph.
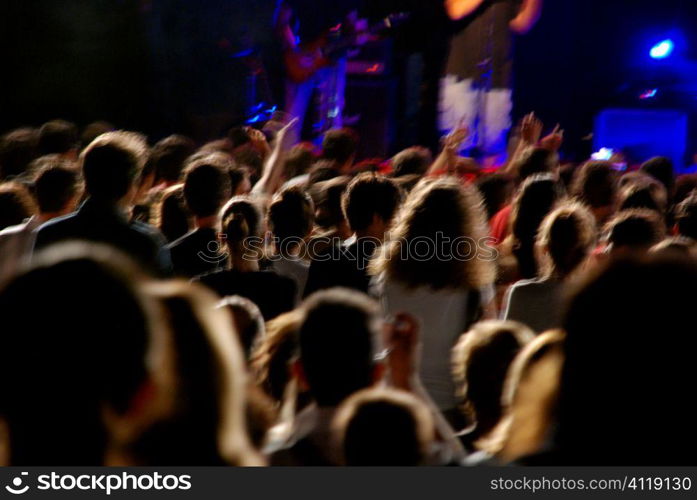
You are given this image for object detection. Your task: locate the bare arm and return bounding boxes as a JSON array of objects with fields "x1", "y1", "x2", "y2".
[
  {"x1": 274, "y1": 2, "x2": 297, "y2": 49},
  {"x1": 445, "y1": 0, "x2": 486, "y2": 21},
  {"x1": 509, "y1": 0, "x2": 543, "y2": 34},
  {"x1": 251, "y1": 118, "x2": 299, "y2": 197},
  {"x1": 426, "y1": 126, "x2": 469, "y2": 176}
]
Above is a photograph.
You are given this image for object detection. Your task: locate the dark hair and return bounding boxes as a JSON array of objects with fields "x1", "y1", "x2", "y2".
[
  {"x1": 308, "y1": 160, "x2": 340, "y2": 185},
  {"x1": 391, "y1": 147, "x2": 432, "y2": 177},
  {"x1": 571, "y1": 161, "x2": 617, "y2": 209},
  {"x1": 675, "y1": 193, "x2": 697, "y2": 240},
  {"x1": 0, "y1": 128, "x2": 38, "y2": 180},
  {"x1": 38, "y1": 120, "x2": 78, "y2": 156},
  {"x1": 284, "y1": 144, "x2": 315, "y2": 179},
  {"x1": 674, "y1": 174, "x2": 697, "y2": 205},
  {"x1": 334, "y1": 388, "x2": 434, "y2": 466},
  {"x1": 342, "y1": 173, "x2": 402, "y2": 233},
  {"x1": 223, "y1": 211, "x2": 251, "y2": 257},
  {"x1": 605, "y1": 209, "x2": 665, "y2": 250},
  {"x1": 0, "y1": 182, "x2": 37, "y2": 230},
  {"x1": 559, "y1": 254, "x2": 697, "y2": 464},
  {"x1": 157, "y1": 184, "x2": 192, "y2": 242},
  {"x1": 618, "y1": 179, "x2": 667, "y2": 214},
  {"x1": 640, "y1": 156, "x2": 675, "y2": 195},
  {"x1": 513, "y1": 148, "x2": 557, "y2": 181},
  {"x1": 310, "y1": 176, "x2": 350, "y2": 229},
  {"x1": 80, "y1": 121, "x2": 114, "y2": 149},
  {"x1": 0, "y1": 244, "x2": 157, "y2": 464},
  {"x1": 183, "y1": 156, "x2": 232, "y2": 218},
  {"x1": 151, "y1": 135, "x2": 196, "y2": 184},
  {"x1": 476, "y1": 173, "x2": 514, "y2": 219},
  {"x1": 511, "y1": 174, "x2": 565, "y2": 279},
  {"x1": 268, "y1": 186, "x2": 315, "y2": 243},
  {"x1": 299, "y1": 288, "x2": 378, "y2": 407},
  {"x1": 81, "y1": 131, "x2": 147, "y2": 202},
  {"x1": 228, "y1": 165, "x2": 250, "y2": 195},
  {"x1": 33, "y1": 163, "x2": 81, "y2": 213},
  {"x1": 321, "y1": 128, "x2": 359, "y2": 166}
]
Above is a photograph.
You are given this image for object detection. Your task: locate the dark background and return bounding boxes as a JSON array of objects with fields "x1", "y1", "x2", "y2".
[{"x1": 2, "y1": 0, "x2": 696, "y2": 159}]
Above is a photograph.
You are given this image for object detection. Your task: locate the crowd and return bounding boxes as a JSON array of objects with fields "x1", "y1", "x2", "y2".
[{"x1": 0, "y1": 115, "x2": 695, "y2": 466}]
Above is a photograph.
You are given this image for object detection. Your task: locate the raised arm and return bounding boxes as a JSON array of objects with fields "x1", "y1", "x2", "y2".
[
  {"x1": 274, "y1": 1, "x2": 297, "y2": 49},
  {"x1": 251, "y1": 118, "x2": 299, "y2": 197},
  {"x1": 445, "y1": 0, "x2": 486, "y2": 21},
  {"x1": 509, "y1": 0, "x2": 543, "y2": 34}
]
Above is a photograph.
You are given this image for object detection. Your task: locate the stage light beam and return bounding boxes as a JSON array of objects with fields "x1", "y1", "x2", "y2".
[{"x1": 650, "y1": 39, "x2": 674, "y2": 59}]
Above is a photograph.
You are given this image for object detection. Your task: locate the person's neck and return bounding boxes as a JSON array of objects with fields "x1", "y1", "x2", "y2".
[
  {"x1": 228, "y1": 254, "x2": 259, "y2": 272},
  {"x1": 195, "y1": 215, "x2": 220, "y2": 230},
  {"x1": 37, "y1": 211, "x2": 66, "y2": 224}
]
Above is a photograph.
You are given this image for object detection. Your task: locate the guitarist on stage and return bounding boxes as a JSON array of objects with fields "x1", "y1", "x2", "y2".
[{"x1": 275, "y1": 0, "x2": 366, "y2": 144}]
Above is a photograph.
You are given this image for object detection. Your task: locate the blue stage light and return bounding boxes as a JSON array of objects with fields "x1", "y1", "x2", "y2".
[{"x1": 650, "y1": 39, "x2": 674, "y2": 59}]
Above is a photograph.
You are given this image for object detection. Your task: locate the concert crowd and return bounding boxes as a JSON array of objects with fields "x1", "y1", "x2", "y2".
[{"x1": 0, "y1": 115, "x2": 695, "y2": 466}]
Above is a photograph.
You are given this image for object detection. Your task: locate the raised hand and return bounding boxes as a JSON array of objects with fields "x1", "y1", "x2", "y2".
[
  {"x1": 540, "y1": 123, "x2": 564, "y2": 152},
  {"x1": 520, "y1": 112, "x2": 543, "y2": 145}
]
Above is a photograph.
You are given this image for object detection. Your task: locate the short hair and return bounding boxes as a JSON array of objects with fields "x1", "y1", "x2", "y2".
[
  {"x1": 156, "y1": 184, "x2": 191, "y2": 242},
  {"x1": 605, "y1": 209, "x2": 666, "y2": 250},
  {"x1": 452, "y1": 320, "x2": 535, "y2": 429},
  {"x1": 183, "y1": 155, "x2": 232, "y2": 217},
  {"x1": 571, "y1": 161, "x2": 617, "y2": 209},
  {"x1": 284, "y1": 144, "x2": 315, "y2": 179},
  {"x1": 38, "y1": 120, "x2": 78, "y2": 156},
  {"x1": 618, "y1": 178, "x2": 667, "y2": 214},
  {"x1": 333, "y1": 388, "x2": 435, "y2": 466},
  {"x1": 308, "y1": 160, "x2": 340, "y2": 185},
  {"x1": 268, "y1": 186, "x2": 315, "y2": 243},
  {"x1": 0, "y1": 181, "x2": 37, "y2": 230},
  {"x1": 640, "y1": 156, "x2": 674, "y2": 194},
  {"x1": 0, "y1": 128, "x2": 38, "y2": 180},
  {"x1": 150, "y1": 135, "x2": 196, "y2": 183},
  {"x1": 322, "y1": 128, "x2": 359, "y2": 166},
  {"x1": 33, "y1": 163, "x2": 81, "y2": 213},
  {"x1": 342, "y1": 173, "x2": 403, "y2": 232},
  {"x1": 299, "y1": 288, "x2": 379, "y2": 407},
  {"x1": 675, "y1": 193, "x2": 697, "y2": 240},
  {"x1": 391, "y1": 147, "x2": 433, "y2": 177},
  {"x1": 81, "y1": 131, "x2": 147, "y2": 202},
  {"x1": 513, "y1": 148, "x2": 558, "y2": 181},
  {"x1": 537, "y1": 202, "x2": 597, "y2": 278},
  {"x1": 0, "y1": 243, "x2": 161, "y2": 464}
]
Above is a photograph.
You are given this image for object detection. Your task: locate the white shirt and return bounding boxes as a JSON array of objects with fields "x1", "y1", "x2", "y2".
[
  {"x1": 270, "y1": 255, "x2": 310, "y2": 304},
  {"x1": 373, "y1": 274, "x2": 495, "y2": 411}
]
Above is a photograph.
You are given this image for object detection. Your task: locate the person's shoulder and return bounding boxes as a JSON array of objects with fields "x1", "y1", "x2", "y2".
[
  {"x1": 166, "y1": 229, "x2": 196, "y2": 251},
  {"x1": 0, "y1": 221, "x2": 30, "y2": 239},
  {"x1": 35, "y1": 212, "x2": 79, "y2": 243},
  {"x1": 131, "y1": 220, "x2": 168, "y2": 246}
]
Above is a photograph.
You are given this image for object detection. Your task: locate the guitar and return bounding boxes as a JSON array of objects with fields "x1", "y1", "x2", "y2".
[{"x1": 283, "y1": 13, "x2": 409, "y2": 84}]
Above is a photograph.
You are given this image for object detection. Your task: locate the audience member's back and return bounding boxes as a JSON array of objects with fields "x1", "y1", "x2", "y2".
[{"x1": 34, "y1": 132, "x2": 171, "y2": 275}]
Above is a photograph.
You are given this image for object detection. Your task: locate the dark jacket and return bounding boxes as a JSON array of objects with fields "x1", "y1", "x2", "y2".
[
  {"x1": 34, "y1": 198, "x2": 171, "y2": 276},
  {"x1": 167, "y1": 227, "x2": 224, "y2": 278}
]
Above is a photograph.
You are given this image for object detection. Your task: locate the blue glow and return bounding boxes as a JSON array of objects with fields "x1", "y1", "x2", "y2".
[{"x1": 650, "y1": 39, "x2": 674, "y2": 59}]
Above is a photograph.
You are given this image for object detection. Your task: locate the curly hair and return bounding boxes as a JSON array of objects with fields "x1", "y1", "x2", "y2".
[{"x1": 371, "y1": 176, "x2": 495, "y2": 290}]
